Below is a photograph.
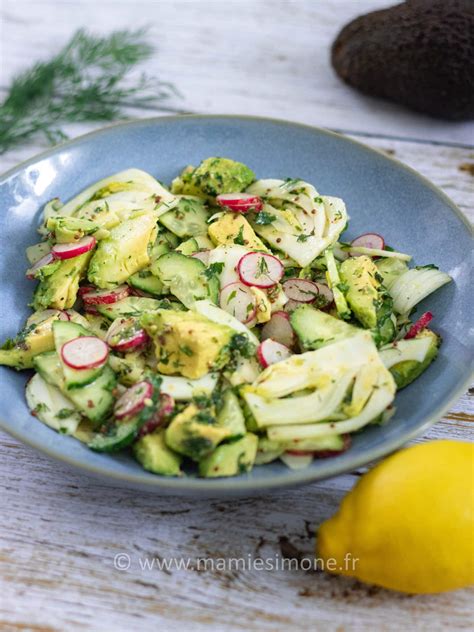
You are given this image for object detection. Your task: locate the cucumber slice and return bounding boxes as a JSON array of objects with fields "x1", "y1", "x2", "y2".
[
  {"x1": 127, "y1": 269, "x2": 164, "y2": 296},
  {"x1": 151, "y1": 252, "x2": 219, "y2": 308},
  {"x1": 53, "y1": 320, "x2": 103, "y2": 388},
  {"x1": 159, "y1": 196, "x2": 210, "y2": 238},
  {"x1": 34, "y1": 351, "x2": 116, "y2": 424},
  {"x1": 96, "y1": 296, "x2": 166, "y2": 320},
  {"x1": 290, "y1": 305, "x2": 359, "y2": 351},
  {"x1": 88, "y1": 417, "x2": 141, "y2": 452}
]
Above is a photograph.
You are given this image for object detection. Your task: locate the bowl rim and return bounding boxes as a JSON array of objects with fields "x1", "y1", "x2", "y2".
[{"x1": 0, "y1": 114, "x2": 472, "y2": 494}]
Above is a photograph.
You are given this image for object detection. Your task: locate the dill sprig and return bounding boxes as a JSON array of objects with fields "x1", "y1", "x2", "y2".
[{"x1": 0, "y1": 28, "x2": 178, "y2": 154}]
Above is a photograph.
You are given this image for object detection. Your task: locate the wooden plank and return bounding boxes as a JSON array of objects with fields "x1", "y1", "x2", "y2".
[{"x1": 1, "y1": 0, "x2": 473, "y2": 146}]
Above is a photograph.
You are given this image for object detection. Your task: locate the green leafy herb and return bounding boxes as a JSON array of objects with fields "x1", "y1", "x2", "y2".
[
  {"x1": 254, "y1": 211, "x2": 276, "y2": 225},
  {"x1": 297, "y1": 234, "x2": 310, "y2": 243},
  {"x1": 204, "y1": 262, "x2": 224, "y2": 280},
  {"x1": 233, "y1": 225, "x2": 246, "y2": 245},
  {"x1": 256, "y1": 256, "x2": 269, "y2": 278},
  {"x1": 56, "y1": 408, "x2": 76, "y2": 419},
  {"x1": 0, "y1": 28, "x2": 178, "y2": 154}
]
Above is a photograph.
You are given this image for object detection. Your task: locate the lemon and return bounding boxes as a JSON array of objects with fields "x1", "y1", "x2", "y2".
[{"x1": 317, "y1": 440, "x2": 474, "y2": 593}]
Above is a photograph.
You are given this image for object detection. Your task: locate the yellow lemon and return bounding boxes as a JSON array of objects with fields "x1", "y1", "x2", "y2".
[{"x1": 317, "y1": 440, "x2": 474, "y2": 593}]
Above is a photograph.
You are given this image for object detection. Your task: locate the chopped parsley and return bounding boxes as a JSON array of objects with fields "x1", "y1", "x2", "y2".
[
  {"x1": 233, "y1": 225, "x2": 246, "y2": 245},
  {"x1": 254, "y1": 211, "x2": 276, "y2": 225}
]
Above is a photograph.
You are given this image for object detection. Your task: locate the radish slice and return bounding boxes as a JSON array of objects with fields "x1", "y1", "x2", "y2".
[
  {"x1": 219, "y1": 282, "x2": 257, "y2": 324},
  {"x1": 82, "y1": 284, "x2": 130, "y2": 305},
  {"x1": 283, "y1": 299, "x2": 302, "y2": 313},
  {"x1": 191, "y1": 250, "x2": 211, "y2": 265},
  {"x1": 25, "y1": 252, "x2": 55, "y2": 279},
  {"x1": 61, "y1": 336, "x2": 109, "y2": 370},
  {"x1": 26, "y1": 309, "x2": 69, "y2": 326},
  {"x1": 216, "y1": 193, "x2": 263, "y2": 214},
  {"x1": 314, "y1": 282, "x2": 334, "y2": 305},
  {"x1": 350, "y1": 233, "x2": 385, "y2": 254},
  {"x1": 106, "y1": 317, "x2": 150, "y2": 352},
  {"x1": 282, "y1": 278, "x2": 319, "y2": 303},
  {"x1": 52, "y1": 236, "x2": 96, "y2": 260},
  {"x1": 237, "y1": 252, "x2": 284, "y2": 288},
  {"x1": 405, "y1": 311, "x2": 433, "y2": 339},
  {"x1": 114, "y1": 380, "x2": 153, "y2": 420},
  {"x1": 138, "y1": 393, "x2": 175, "y2": 436},
  {"x1": 257, "y1": 339, "x2": 292, "y2": 368},
  {"x1": 261, "y1": 311, "x2": 295, "y2": 348},
  {"x1": 78, "y1": 285, "x2": 95, "y2": 297}
]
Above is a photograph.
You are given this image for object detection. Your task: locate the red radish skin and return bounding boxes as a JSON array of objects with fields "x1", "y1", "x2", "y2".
[
  {"x1": 61, "y1": 336, "x2": 109, "y2": 370},
  {"x1": 287, "y1": 435, "x2": 351, "y2": 458},
  {"x1": 106, "y1": 317, "x2": 150, "y2": 352},
  {"x1": 82, "y1": 284, "x2": 130, "y2": 305},
  {"x1": 219, "y1": 282, "x2": 257, "y2": 324},
  {"x1": 257, "y1": 339, "x2": 292, "y2": 368},
  {"x1": 138, "y1": 393, "x2": 175, "y2": 436},
  {"x1": 216, "y1": 193, "x2": 263, "y2": 214},
  {"x1": 78, "y1": 285, "x2": 95, "y2": 297},
  {"x1": 237, "y1": 252, "x2": 284, "y2": 289},
  {"x1": 26, "y1": 252, "x2": 55, "y2": 279},
  {"x1": 350, "y1": 233, "x2": 385, "y2": 256},
  {"x1": 282, "y1": 278, "x2": 319, "y2": 303},
  {"x1": 261, "y1": 311, "x2": 295, "y2": 348},
  {"x1": 405, "y1": 312, "x2": 433, "y2": 339},
  {"x1": 114, "y1": 381, "x2": 153, "y2": 420},
  {"x1": 52, "y1": 236, "x2": 96, "y2": 260}
]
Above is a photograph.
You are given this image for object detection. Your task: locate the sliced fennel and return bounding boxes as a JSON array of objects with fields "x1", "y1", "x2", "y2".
[
  {"x1": 280, "y1": 453, "x2": 313, "y2": 469},
  {"x1": 379, "y1": 336, "x2": 433, "y2": 369},
  {"x1": 242, "y1": 332, "x2": 395, "y2": 431},
  {"x1": 158, "y1": 373, "x2": 218, "y2": 400},
  {"x1": 267, "y1": 384, "x2": 395, "y2": 441},
  {"x1": 347, "y1": 245, "x2": 411, "y2": 261},
  {"x1": 389, "y1": 267, "x2": 451, "y2": 314},
  {"x1": 194, "y1": 299, "x2": 259, "y2": 345},
  {"x1": 26, "y1": 373, "x2": 81, "y2": 435}
]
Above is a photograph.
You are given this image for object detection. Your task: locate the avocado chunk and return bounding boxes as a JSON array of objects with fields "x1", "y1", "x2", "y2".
[
  {"x1": 380, "y1": 329, "x2": 440, "y2": 389},
  {"x1": 340, "y1": 256, "x2": 379, "y2": 329},
  {"x1": 47, "y1": 216, "x2": 102, "y2": 243},
  {"x1": 96, "y1": 296, "x2": 172, "y2": 320},
  {"x1": 290, "y1": 304, "x2": 360, "y2": 351},
  {"x1": 108, "y1": 351, "x2": 147, "y2": 386},
  {"x1": 133, "y1": 430, "x2": 182, "y2": 476},
  {"x1": 199, "y1": 433, "x2": 258, "y2": 478},
  {"x1": 165, "y1": 403, "x2": 231, "y2": 460},
  {"x1": 216, "y1": 390, "x2": 246, "y2": 438},
  {"x1": 208, "y1": 212, "x2": 267, "y2": 250},
  {"x1": 159, "y1": 196, "x2": 210, "y2": 238},
  {"x1": 141, "y1": 309, "x2": 234, "y2": 379},
  {"x1": 331, "y1": 0, "x2": 474, "y2": 121},
  {"x1": 32, "y1": 250, "x2": 93, "y2": 311},
  {"x1": 88, "y1": 212, "x2": 157, "y2": 289},
  {"x1": 171, "y1": 157, "x2": 255, "y2": 200},
  {"x1": 0, "y1": 312, "x2": 60, "y2": 370}
]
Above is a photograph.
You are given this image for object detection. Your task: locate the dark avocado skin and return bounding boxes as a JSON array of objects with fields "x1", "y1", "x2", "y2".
[{"x1": 331, "y1": 0, "x2": 474, "y2": 121}]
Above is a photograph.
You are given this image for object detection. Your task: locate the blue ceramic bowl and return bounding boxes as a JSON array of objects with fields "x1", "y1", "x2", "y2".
[{"x1": 0, "y1": 116, "x2": 471, "y2": 496}]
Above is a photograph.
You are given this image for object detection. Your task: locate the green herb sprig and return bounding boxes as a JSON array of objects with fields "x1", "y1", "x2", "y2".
[{"x1": 0, "y1": 28, "x2": 178, "y2": 154}]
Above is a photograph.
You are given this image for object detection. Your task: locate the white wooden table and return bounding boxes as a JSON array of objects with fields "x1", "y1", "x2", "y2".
[{"x1": 0, "y1": 2, "x2": 473, "y2": 629}]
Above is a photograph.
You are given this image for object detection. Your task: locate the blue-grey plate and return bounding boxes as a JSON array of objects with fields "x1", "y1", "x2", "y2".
[{"x1": 0, "y1": 116, "x2": 471, "y2": 496}]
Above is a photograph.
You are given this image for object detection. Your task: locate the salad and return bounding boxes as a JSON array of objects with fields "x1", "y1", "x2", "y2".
[{"x1": 0, "y1": 157, "x2": 452, "y2": 478}]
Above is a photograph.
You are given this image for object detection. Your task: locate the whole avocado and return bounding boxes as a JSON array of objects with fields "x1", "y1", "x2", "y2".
[{"x1": 331, "y1": 0, "x2": 474, "y2": 120}]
